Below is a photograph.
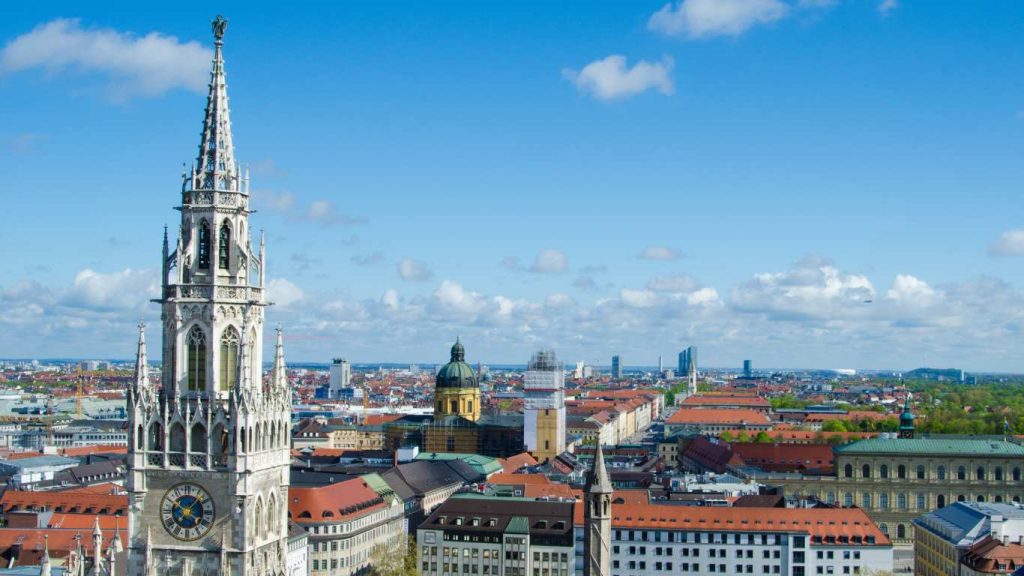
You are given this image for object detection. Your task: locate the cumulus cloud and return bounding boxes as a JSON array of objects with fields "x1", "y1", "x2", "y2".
[
  {"x1": 639, "y1": 246, "x2": 683, "y2": 261},
  {"x1": 0, "y1": 18, "x2": 211, "y2": 100},
  {"x1": 648, "y1": 0, "x2": 788, "y2": 39},
  {"x1": 397, "y1": 259, "x2": 434, "y2": 282},
  {"x1": 267, "y1": 278, "x2": 304, "y2": 307},
  {"x1": 621, "y1": 289, "x2": 659, "y2": 308},
  {"x1": 563, "y1": 55, "x2": 674, "y2": 101},
  {"x1": 989, "y1": 230, "x2": 1024, "y2": 257},
  {"x1": 886, "y1": 274, "x2": 936, "y2": 304},
  {"x1": 63, "y1": 268, "x2": 159, "y2": 311},
  {"x1": 731, "y1": 257, "x2": 875, "y2": 321},
  {"x1": 647, "y1": 275, "x2": 698, "y2": 293},
  {"x1": 251, "y1": 190, "x2": 295, "y2": 213},
  {"x1": 529, "y1": 249, "x2": 569, "y2": 274}
]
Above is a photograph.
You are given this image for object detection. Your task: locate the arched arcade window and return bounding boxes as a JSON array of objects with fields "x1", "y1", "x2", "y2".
[
  {"x1": 187, "y1": 326, "x2": 207, "y2": 392},
  {"x1": 220, "y1": 326, "x2": 239, "y2": 392},
  {"x1": 198, "y1": 220, "x2": 211, "y2": 269},
  {"x1": 219, "y1": 220, "x2": 231, "y2": 270}
]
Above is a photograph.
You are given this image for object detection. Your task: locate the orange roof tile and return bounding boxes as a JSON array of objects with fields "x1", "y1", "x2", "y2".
[
  {"x1": 488, "y1": 473, "x2": 552, "y2": 486},
  {"x1": 288, "y1": 477, "x2": 385, "y2": 524},
  {"x1": 666, "y1": 408, "x2": 771, "y2": 426},
  {"x1": 0, "y1": 490, "x2": 127, "y2": 515}
]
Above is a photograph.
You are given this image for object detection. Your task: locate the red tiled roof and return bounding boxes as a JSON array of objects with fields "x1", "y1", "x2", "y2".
[
  {"x1": 0, "y1": 490, "x2": 127, "y2": 515},
  {"x1": 288, "y1": 477, "x2": 385, "y2": 524},
  {"x1": 731, "y1": 442, "x2": 834, "y2": 473},
  {"x1": 572, "y1": 503, "x2": 890, "y2": 545},
  {"x1": 488, "y1": 473, "x2": 551, "y2": 486},
  {"x1": 363, "y1": 414, "x2": 403, "y2": 426},
  {"x1": 0, "y1": 527, "x2": 127, "y2": 563},
  {"x1": 499, "y1": 452, "x2": 539, "y2": 473},
  {"x1": 682, "y1": 395, "x2": 770, "y2": 408},
  {"x1": 667, "y1": 408, "x2": 771, "y2": 426}
]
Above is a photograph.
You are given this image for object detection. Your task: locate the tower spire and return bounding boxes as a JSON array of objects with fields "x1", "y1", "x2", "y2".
[
  {"x1": 272, "y1": 326, "x2": 287, "y2": 392},
  {"x1": 131, "y1": 323, "x2": 150, "y2": 403},
  {"x1": 194, "y1": 15, "x2": 238, "y2": 193},
  {"x1": 586, "y1": 444, "x2": 613, "y2": 494}
]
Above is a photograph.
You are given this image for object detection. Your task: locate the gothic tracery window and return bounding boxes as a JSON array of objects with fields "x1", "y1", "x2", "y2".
[
  {"x1": 187, "y1": 326, "x2": 207, "y2": 392},
  {"x1": 220, "y1": 326, "x2": 240, "y2": 392},
  {"x1": 198, "y1": 220, "x2": 211, "y2": 269},
  {"x1": 219, "y1": 220, "x2": 231, "y2": 270}
]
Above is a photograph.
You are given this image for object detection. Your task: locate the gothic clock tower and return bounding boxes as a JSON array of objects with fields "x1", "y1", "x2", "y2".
[{"x1": 126, "y1": 16, "x2": 292, "y2": 575}]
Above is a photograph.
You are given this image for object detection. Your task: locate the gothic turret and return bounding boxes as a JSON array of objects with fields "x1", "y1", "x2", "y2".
[{"x1": 584, "y1": 444, "x2": 612, "y2": 576}]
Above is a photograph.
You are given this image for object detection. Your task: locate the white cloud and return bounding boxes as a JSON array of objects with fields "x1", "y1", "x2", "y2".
[
  {"x1": 0, "y1": 18, "x2": 211, "y2": 100},
  {"x1": 621, "y1": 289, "x2": 659, "y2": 308},
  {"x1": 252, "y1": 190, "x2": 295, "y2": 213},
  {"x1": 397, "y1": 259, "x2": 434, "y2": 282},
  {"x1": 433, "y1": 281, "x2": 488, "y2": 316},
  {"x1": 266, "y1": 278, "x2": 304, "y2": 307},
  {"x1": 686, "y1": 287, "x2": 722, "y2": 307},
  {"x1": 381, "y1": 289, "x2": 400, "y2": 310},
  {"x1": 530, "y1": 249, "x2": 569, "y2": 274},
  {"x1": 989, "y1": 229, "x2": 1024, "y2": 257},
  {"x1": 63, "y1": 268, "x2": 158, "y2": 311},
  {"x1": 878, "y1": 0, "x2": 899, "y2": 15},
  {"x1": 886, "y1": 274, "x2": 936, "y2": 304},
  {"x1": 648, "y1": 0, "x2": 788, "y2": 39},
  {"x1": 639, "y1": 246, "x2": 683, "y2": 261},
  {"x1": 563, "y1": 55, "x2": 674, "y2": 101},
  {"x1": 731, "y1": 257, "x2": 875, "y2": 321},
  {"x1": 545, "y1": 293, "x2": 576, "y2": 309}
]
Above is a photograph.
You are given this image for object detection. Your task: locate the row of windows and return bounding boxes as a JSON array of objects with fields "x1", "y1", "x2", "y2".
[
  {"x1": 843, "y1": 463, "x2": 1021, "y2": 482},
  {"x1": 834, "y1": 491, "x2": 1020, "y2": 509},
  {"x1": 613, "y1": 546, "x2": 783, "y2": 560},
  {"x1": 614, "y1": 530, "x2": 785, "y2": 546}
]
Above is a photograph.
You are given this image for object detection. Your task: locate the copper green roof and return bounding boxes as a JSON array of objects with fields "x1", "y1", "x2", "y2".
[
  {"x1": 835, "y1": 438, "x2": 1024, "y2": 456},
  {"x1": 506, "y1": 516, "x2": 530, "y2": 534},
  {"x1": 436, "y1": 337, "x2": 479, "y2": 389},
  {"x1": 415, "y1": 452, "x2": 502, "y2": 476},
  {"x1": 361, "y1": 473, "x2": 394, "y2": 498}
]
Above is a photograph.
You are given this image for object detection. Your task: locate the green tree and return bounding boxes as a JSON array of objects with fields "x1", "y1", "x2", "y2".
[
  {"x1": 821, "y1": 420, "x2": 847, "y2": 433},
  {"x1": 368, "y1": 535, "x2": 417, "y2": 576},
  {"x1": 755, "y1": 431, "x2": 772, "y2": 443}
]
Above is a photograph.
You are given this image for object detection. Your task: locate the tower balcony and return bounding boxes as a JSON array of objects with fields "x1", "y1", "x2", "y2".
[
  {"x1": 165, "y1": 284, "x2": 263, "y2": 302},
  {"x1": 182, "y1": 189, "x2": 248, "y2": 209}
]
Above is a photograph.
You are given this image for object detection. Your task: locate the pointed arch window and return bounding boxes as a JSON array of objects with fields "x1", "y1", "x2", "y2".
[
  {"x1": 198, "y1": 220, "x2": 211, "y2": 269},
  {"x1": 219, "y1": 220, "x2": 231, "y2": 270},
  {"x1": 187, "y1": 326, "x2": 207, "y2": 392},
  {"x1": 220, "y1": 326, "x2": 240, "y2": 392}
]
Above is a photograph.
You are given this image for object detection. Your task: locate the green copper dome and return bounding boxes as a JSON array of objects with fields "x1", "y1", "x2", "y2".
[{"x1": 436, "y1": 338, "x2": 479, "y2": 389}]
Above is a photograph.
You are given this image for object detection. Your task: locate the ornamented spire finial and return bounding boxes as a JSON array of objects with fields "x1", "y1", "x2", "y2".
[{"x1": 212, "y1": 15, "x2": 228, "y2": 42}]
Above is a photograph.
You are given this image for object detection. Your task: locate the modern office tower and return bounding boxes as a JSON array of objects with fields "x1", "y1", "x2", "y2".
[
  {"x1": 743, "y1": 359, "x2": 752, "y2": 378},
  {"x1": 611, "y1": 355, "x2": 622, "y2": 379},
  {"x1": 658, "y1": 355, "x2": 663, "y2": 373},
  {"x1": 678, "y1": 346, "x2": 697, "y2": 375},
  {"x1": 329, "y1": 357, "x2": 351, "y2": 397},
  {"x1": 523, "y1": 350, "x2": 566, "y2": 461},
  {"x1": 127, "y1": 17, "x2": 291, "y2": 574},
  {"x1": 574, "y1": 361, "x2": 585, "y2": 379}
]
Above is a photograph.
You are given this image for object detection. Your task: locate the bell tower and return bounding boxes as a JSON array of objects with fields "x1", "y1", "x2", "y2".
[{"x1": 126, "y1": 16, "x2": 292, "y2": 575}]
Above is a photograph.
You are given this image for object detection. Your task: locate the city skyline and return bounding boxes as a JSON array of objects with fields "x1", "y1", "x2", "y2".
[{"x1": 2, "y1": 2, "x2": 1024, "y2": 370}]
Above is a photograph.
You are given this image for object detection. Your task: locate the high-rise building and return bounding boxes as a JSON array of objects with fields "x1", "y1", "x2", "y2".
[
  {"x1": 523, "y1": 350, "x2": 566, "y2": 462},
  {"x1": 743, "y1": 359, "x2": 752, "y2": 378},
  {"x1": 611, "y1": 356, "x2": 622, "y2": 379},
  {"x1": 658, "y1": 355, "x2": 663, "y2": 373},
  {"x1": 329, "y1": 357, "x2": 351, "y2": 398},
  {"x1": 678, "y1": 346, "x2": 697, "y2": 375},
  {"x1": 127, "y1": 16, "x2": 292, "y2": 574}
]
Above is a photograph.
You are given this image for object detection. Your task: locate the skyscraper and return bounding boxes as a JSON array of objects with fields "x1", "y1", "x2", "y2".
[
  {"x1": 678, "y1": 345, "x2": 697, "y2": 376},
  {"x1": 329, "y1": 357, "x2": 352, "y2": 398},
  {"x1": 523, "y1": 350, "x2": 566, "y2": 461},
  {"x1": 127, "y1": 17, "x2": 291, "y2": 574},
  {"x1": 743, "y1": 359, "x2": 752, "y2": 378},
  {"x1": 611, "y1": 355, "x2": 622, "y2": 379}
]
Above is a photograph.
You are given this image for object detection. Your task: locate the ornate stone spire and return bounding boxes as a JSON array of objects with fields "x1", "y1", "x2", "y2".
[
  {"x1": 586, "y1": 444, "x2": 613, "y2": 494},
  {"x1": 89, "y1": 516, "x2": 103, "y2": 576},
  {"x1": 193, "y1": 15, "x2": 239, "y2": 193},
  {"x1": 272, "y1": 327, "x2": 287, "y2": 394},
  {"x1": 132, "y1": 324, "x2": 149, "y2": 396}
]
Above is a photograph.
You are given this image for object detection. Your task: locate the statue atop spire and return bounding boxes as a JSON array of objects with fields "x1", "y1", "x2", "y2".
[{"x1": 212, "y1": 15, "x2": 228, "y2": 42}]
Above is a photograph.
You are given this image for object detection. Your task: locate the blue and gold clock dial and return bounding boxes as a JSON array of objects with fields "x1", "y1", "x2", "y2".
[{"x1": 160, "y1": 483, "x2": 215, "y2": 541}]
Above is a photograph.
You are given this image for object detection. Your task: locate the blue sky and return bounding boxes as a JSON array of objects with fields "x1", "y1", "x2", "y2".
[{"x1": 2, "y1": 1, "x2": 1024, "y2": 371}]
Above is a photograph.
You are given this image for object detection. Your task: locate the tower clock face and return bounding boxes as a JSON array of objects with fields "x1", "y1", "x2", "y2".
[{"x1": 160, "y1": 483, "x2": 215, "y2": 541}]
